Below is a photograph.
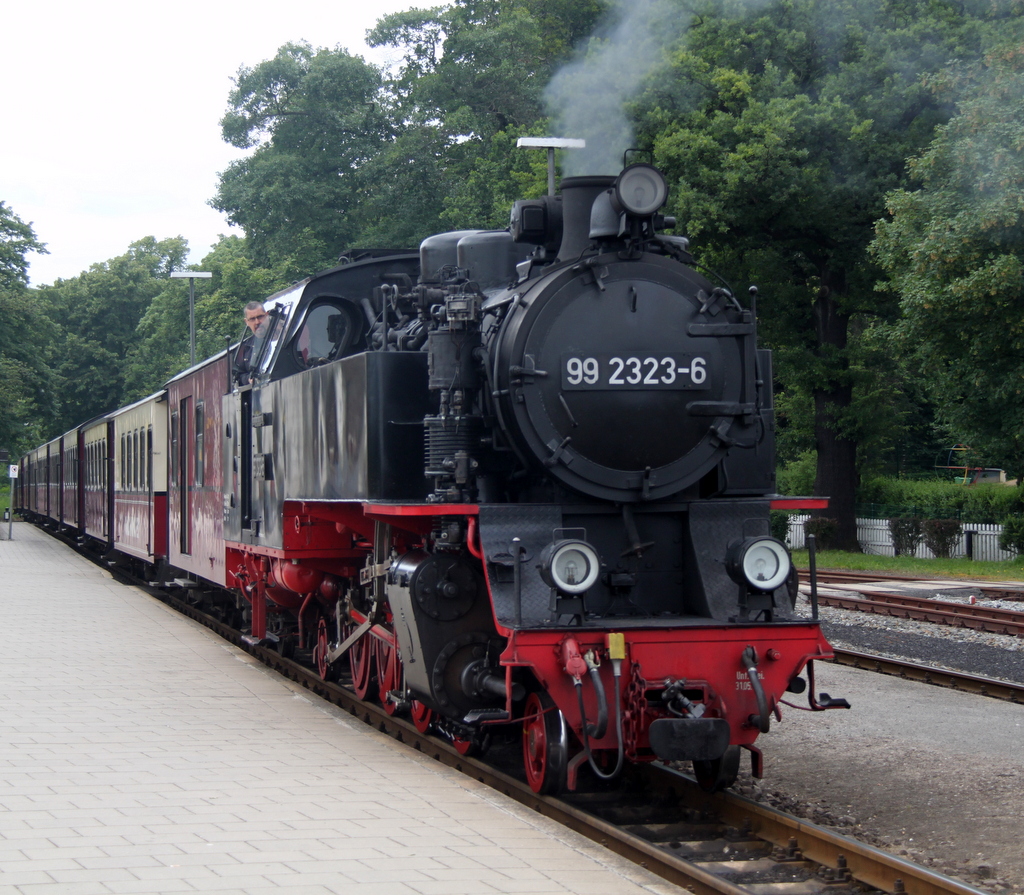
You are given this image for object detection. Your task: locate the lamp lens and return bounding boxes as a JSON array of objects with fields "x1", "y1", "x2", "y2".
[
  {"x1": 543, "y1": 539, "x2": 601, "y2": 594},
  {"x1": 738, "y1": 538, "x2": 790, "y2": 591},
  {"x1": 616, "y1": 165, "x2": 668, "y2": 215}
]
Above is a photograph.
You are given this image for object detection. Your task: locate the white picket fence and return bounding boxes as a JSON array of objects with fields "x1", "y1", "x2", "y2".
[{"x1": 785, "y1": 515, "x2": 1014, "y2": 562}]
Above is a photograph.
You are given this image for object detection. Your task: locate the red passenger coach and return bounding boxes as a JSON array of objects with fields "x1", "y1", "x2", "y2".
[
  {"x1": 111, "y1": 394, "x2": 168, "y2": 565},
  {"x1": 166, "y1": 351, "x2": 230, "y2": 586}
]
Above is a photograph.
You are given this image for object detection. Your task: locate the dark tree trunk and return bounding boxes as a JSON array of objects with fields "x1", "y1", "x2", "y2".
[{"x1": 811, "y1": 286, "x2": 860, "y2": 552}]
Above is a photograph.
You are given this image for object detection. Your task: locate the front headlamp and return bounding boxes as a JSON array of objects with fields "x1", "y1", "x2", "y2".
[
  {"x1": 614, "y1": 164, "x2": 668, "y2": 216},
  {"x1": 726, "y1": 537, "x2": 791, "y2": 592},
  {"x1": 539, "y1": 539, "x2": 601, "y2": 595}
]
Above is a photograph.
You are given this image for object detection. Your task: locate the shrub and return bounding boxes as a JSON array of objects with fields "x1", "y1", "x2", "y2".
[
  {"x1": 998, "y1": 516, "x2": 1024, "y2": 556},
  {"x1": 804, "y1": 516, "x2": 840, "y2": 550},
  {"x1": 776, "y1": 451, "x2": 817, "y2": 497},
  {"x1": 857, "y1": 476, "x2": 1020, "y2": 524},
  {"x1": 770, "y1": 511, "x2": 791, "y2": 544},
  {"x1": 888, "y1": 517, "x2": 923, "y2": 557},
  {"x1": 921, "y1": 519, "x2": 963, "y2": 559}
]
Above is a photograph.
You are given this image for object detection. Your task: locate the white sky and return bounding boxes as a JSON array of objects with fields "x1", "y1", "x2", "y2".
[{"x1": 2, "y1": 0, "x2": 417, "y2": 286}]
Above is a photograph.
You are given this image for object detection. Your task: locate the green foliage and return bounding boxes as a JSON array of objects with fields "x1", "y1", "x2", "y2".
[
  {"x1": 635, "y1": 0, "x2": 990, "y2": 549},
  {"x1": 770, "y1": 510, "x2": 791, "y2": 543},
  {"x1": 872, "y1": 28, "x2": 1024, "y2": 481},
  {"x1": 122, "y1": 236, "x2": 291, "y2": 402},
  {"x1": 214, "y1": 43, "x2": 394, "y2": 269},
  {"x1": 0, "y1": 205, "x2": 57, "y2": 454},
  {"x1": 998, "y1": 517, "x2": 1024, "y2": 555},
  {"x1": 1, "y1": 202, "x2": 48, "y2": 292},
  {"x1": 776, "y1": 450, "x2": 817, "y2": 497},
  {"x1": 858, "y1": 477, "x2": 1022, "y2": 523},
  {"x1": 34, "y1": 237, "x2": 189, "y2": 432},
  {"x1": 370, "y1": 0, "x2": 607, "y2": 136},
  {"x1": 804, "y1": 516, "x2": 841, "y2": 550},
  {"x1": 921, "y1": 518, "x2": 963, "y2": 558},
  {"x1": 888, "y1": 517, "x2": 923, "y2": 556}
]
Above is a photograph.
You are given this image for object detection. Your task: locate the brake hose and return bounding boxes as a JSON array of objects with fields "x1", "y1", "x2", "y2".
[{"x1": 575, "y1": 653, "x2": 625, "y2": 781}]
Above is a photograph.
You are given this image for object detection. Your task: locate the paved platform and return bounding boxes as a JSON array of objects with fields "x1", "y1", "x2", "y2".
[{"x1": 0, "y1": 522, "x2": 677, "y2": 895}]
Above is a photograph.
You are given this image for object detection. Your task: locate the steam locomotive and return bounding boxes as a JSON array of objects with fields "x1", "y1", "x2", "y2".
[{"x1": 18, "y1": 160, "x2": 847, "y2": 794}]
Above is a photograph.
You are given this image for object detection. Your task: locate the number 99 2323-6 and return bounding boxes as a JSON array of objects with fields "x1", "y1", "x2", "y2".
[{"x1": 561, "y1": 355, "x2": 710, "y2": 390}]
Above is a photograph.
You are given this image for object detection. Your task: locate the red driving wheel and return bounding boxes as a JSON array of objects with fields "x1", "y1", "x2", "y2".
[
  {"x1": 522, "y1": 691, "x2": 568, "y2": 794},
  {"x1": 375, "y1": 637, "x2": 400, "y2": 714}
]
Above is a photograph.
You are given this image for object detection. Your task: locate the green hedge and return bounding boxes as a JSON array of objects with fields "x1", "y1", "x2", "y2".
[{"x1": 856, "y1": 477, "x2": 1023, "y2": 524}]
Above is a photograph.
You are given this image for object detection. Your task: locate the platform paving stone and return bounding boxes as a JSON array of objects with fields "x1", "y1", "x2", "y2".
[{"x1": 0, "y1": 523, "x2": 681, "y2": 895}]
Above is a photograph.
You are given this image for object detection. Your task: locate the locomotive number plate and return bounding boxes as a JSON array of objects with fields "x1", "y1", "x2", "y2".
[{"x1": 561, "y1": 354, "x2": 710, "y2": 390}]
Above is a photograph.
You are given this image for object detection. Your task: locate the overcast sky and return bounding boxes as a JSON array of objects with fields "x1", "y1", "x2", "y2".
[{"x1": 3, "y1": 0, "x2": 416, "y2": 286}]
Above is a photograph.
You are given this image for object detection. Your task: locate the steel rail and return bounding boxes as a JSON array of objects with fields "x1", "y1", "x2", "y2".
[
  {"x1": 816, "y1": 592, "x2": 1024, "y2": 637},
  {"x1": 803, "y1": 569, "x2": 1024, "y2": 602},
  {"x1": 831, "y1": 648, "x2": 1024, "y2": 703}
]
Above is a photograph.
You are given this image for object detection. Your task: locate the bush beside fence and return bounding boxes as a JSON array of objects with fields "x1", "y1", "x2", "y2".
[{"x1": 785, "y1": 515, "x2": 1015, "y2": 561}]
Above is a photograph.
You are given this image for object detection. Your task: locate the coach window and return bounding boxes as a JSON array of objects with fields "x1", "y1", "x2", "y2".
[
  {"x1": 134, "y1": 430, "x2": 141, "y2": 491},
  {"x1": 195, "y1": 402, "x2": 205, "y2": 487},
  {"x1": 170, "y1": 411, "x2": 179, "y2": 485}
]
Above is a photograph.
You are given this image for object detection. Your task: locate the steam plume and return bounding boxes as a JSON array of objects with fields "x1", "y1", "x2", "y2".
[{"x1": 544, "y1": 0, "x2": 684, "y2": 175}]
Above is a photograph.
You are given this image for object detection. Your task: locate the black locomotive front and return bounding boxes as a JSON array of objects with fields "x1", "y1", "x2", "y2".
[{"x1": 221, "y1": 160, "x2": 840, "y2": 793}]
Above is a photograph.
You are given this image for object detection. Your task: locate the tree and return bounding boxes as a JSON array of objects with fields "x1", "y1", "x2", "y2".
[
  {"x1": 872, "y1": 32, "x2": 1024, "y2": 482},
  {"x1": 0, "y1": 201, "x2": 47, "y2": 292},
  {"x1": 36, "y1": 237, "x2": 188, "y2": 431},
  {"x1": 638, "y1": 0, "x2": 989, "y2": 548},
  {"x1": 0, "y1": 205, "x2": 56, "y2": 454},
  {"x1": 213, "y1": 4, "x2": 608, "y2": 268},
  {"x1": 213, "y1": 43, "x2": 394, "y2": 271},
  {"x1": 122, "y1": 236, "x2": 291, "y2": 401},
  {"x1": 369, "y1": 0, "x2": 607, "y2": 137}
]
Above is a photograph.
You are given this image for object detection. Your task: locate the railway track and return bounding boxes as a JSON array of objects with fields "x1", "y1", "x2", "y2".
[
  {"x1": 149, "y1": 581, "x2": 987, "y2": 895},
  {"x1": 809, "y1": 569, "x2": 1024, "y2": 602},
  {"x1": 832, "y1": 648, "x2": 1024, "y2": 704},
  {"x1": 815, "y1": 592, "x2": 1024, "y2": 637}
]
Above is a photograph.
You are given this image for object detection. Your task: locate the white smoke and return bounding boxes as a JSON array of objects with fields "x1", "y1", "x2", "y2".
[{"x1": 544, "y1": 0, "x2": 685, "y2": 176}]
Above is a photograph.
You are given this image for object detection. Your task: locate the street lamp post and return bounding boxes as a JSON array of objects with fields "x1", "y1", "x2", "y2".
[{"x1": 170, "y1": 271, "x2": 212, "y2": 367}]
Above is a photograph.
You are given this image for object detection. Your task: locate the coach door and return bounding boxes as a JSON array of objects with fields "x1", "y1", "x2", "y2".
[{"x1": 178, "y1": 396, "x2": 192, "y2": 554}]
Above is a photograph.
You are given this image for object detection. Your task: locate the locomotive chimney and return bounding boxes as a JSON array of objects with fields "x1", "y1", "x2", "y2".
[{"x1": 556, "y1": 175, "x2": 615, "y2": 262}]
